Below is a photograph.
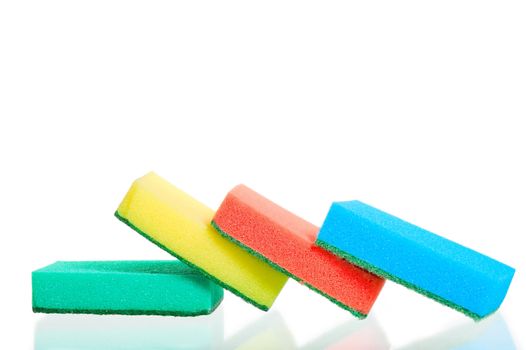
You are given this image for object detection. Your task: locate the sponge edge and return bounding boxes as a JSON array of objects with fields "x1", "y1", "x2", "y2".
[
  {"x1": 32, "y1": 261, "x2": 224, "y2": 316},
  {"x1": 115, "y1": 172, "x2": 288, "y2": 311},
  {"x1": 212, "y1": 185, "x2": 385, "y2": 318},
  {"x1": 316, "y1": 201, "x2": 515, "y2": 320}
]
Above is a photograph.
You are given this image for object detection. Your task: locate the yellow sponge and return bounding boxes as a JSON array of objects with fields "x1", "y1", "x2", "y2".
[{"x1": 115, "y1": 172, "x2": 288, "y2": 310}]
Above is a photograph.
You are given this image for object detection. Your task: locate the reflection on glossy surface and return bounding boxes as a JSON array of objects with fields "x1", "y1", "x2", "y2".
[
  {"x1": 302, "y1": 316, "x2": 389, "y2": 350},
  {"x1": 222, "y1": 311, "x2": 296, "y2": 350},
  {"x1": 35, "y1": 306, "x2": 388, "y2": 349},
  {"x1": 399, "y1": 313, "x2": 516, "y2": 350},
  {"x1": 34, "y1": 305, "x2": 224, "y2": 349},
  {"x1": 222, "y1": 311, "x2": 389, "y2": 350},
  {"x1": 34, "y1": 305, "x2": 514, "y2": 349}
]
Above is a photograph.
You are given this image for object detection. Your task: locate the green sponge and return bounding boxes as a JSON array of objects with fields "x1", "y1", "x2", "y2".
[{"x1": 32, "y1": 261, "x2": 224, "y2": 316}]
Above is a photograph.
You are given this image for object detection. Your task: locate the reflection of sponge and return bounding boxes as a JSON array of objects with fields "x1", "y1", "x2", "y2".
[
  {"x1": 222, "y1": 312, "x2": 295, "y2": 350},
  {"x1": 32, "y1": 261, "x2": 223, "y2": 316},
  {"x1": 116, "y1": 172, "x2": 288, "y2": 311},
  {"x1": 316, "y1": 201, "x2": 515, "y2": 320},
  {"x1": 399, "y1": 314, "x2": 515, "y2": 350},
  {"x1": 35, "y1": 303, "x2": 224, "y2": 350},
  {"x1": 212, "y1": 185, "x2": 385, "y2": 318},
  {"x1": 303, "y1": 316, "x2": 389, "y2": 350}
]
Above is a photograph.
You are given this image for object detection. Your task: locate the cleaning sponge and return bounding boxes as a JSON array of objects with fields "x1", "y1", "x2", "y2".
[
  {"x1": 32, "y1": 260, "x2": 223, "y2": 316},
  {"x1": 316, "y1": 200, "x2": 515, "y2": 320},
  {"x1": 115, "y1": 172, "x2": 288, "y2": 311},
  {"x1": 212, "y1": 185, "x2": 385, "y2": 318}
]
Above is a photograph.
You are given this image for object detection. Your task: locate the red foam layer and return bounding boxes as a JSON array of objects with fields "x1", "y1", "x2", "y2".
[{"x1": 213, "y1": 185, "x2": 385, "y2": 315}]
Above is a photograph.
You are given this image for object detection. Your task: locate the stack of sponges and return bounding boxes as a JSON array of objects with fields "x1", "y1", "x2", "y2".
[
  {"x1": 211, "y1": 184, "x2": 514, "y2": 319},
  {"x1": 33, "y1": 171, "x2": 514, "y2": 321}
]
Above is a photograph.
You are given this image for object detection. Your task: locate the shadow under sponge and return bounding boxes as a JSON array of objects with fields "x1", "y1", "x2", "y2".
[
  {"x1": 32, "y1": 260, "x2": 224, "y2": 316},
  {"x1": 316, "y1": 201, "x2": 515, "y2": 320},
  {"x1": 212, "y1": 185, "x2": 385, "y2": 318}
]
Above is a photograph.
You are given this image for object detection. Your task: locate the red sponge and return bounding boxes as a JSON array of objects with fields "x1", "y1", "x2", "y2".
[{"x1": 212, "y1": 185, "x2": 385, "y2": 318}]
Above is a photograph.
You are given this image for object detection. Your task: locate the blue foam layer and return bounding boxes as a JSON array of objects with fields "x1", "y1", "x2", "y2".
[{"x1": 316, "y1": 201, "x2": 515, "y2": 319}]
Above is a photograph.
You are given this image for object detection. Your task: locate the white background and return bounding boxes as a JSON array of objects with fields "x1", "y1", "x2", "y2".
[{"x1": 1, "y1": 0, "x2": 525, "y2": 348}]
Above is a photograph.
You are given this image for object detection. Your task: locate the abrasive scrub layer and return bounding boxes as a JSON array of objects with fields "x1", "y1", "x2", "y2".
[
  {"x1": 316, "y1": 200, "x2": 515, "y2": 320},
  {"x1": 212, "y1": 185, "x2": 385, "y2": 318},
  {"x1": 32, "y1": 260, "x2": 223, "y2": 316},
  {"x1": 115, "y1": 172, "x2": 288, "y2": 311}
]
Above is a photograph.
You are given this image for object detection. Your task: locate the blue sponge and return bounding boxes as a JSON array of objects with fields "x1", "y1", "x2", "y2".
[{"x1": 316, "y1": 201, "x2": 515, "y2": 320}]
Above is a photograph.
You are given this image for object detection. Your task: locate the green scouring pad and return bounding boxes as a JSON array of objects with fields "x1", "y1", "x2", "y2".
[{"x1": 32, "y1": 260, "x2": 224, "y2": 316}]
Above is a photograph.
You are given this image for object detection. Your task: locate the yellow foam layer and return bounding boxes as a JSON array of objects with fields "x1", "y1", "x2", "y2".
[{"x1": 116, "y1": 172, "x2": 288, "y2": 310}]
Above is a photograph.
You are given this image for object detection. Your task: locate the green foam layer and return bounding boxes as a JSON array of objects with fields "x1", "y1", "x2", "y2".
[
  {"x1": 115, "y1": 211, "x2": 270, "y2": 311},
  {"x1": 32, "y1": 307, "x2": 219, "y2": 317},
  {"x1": 316, "y1": 240, "x2": 484, "y2": 320},
  {"x1": 32, "y1": 260, "x2": 223, "y2": 317},
  {"x1": 211, "y1": 221, "x2": 366, "y2": 319}
]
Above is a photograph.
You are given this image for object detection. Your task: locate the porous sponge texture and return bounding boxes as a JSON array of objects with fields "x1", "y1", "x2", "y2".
[
  {"x1": 32, "y1": 260, "x2": 223, "y2": 316},
  {"x1": 316, "y1": 201, "x2": 515, "y2": 320},
  {"x1": 116, "y1": 172, "x2": 288, "y2": 311},
  {"x1": 212, "y1": 185, "x2": 385, "y2": 317}
]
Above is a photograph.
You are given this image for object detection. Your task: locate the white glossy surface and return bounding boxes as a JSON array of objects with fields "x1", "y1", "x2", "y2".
[{"x1": 1, "y1": 1, "x2": 524, "y2": 348}]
